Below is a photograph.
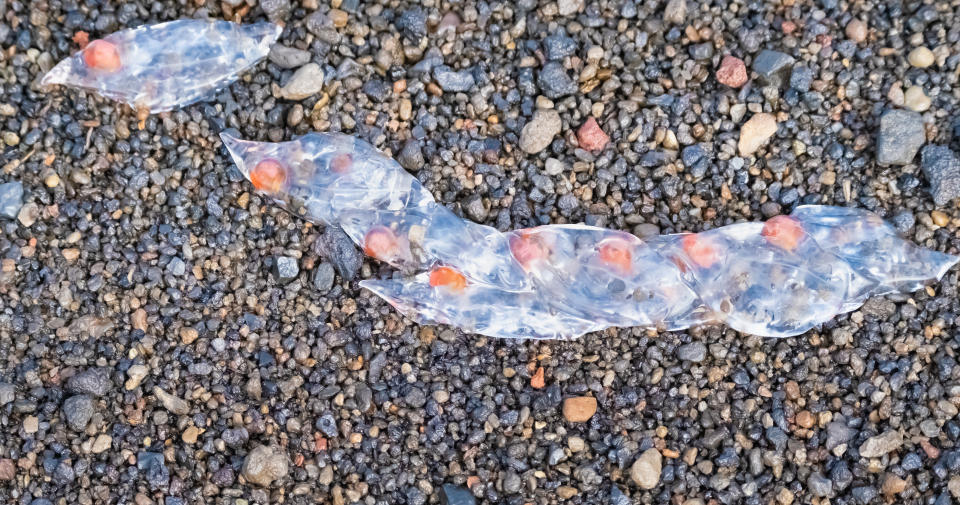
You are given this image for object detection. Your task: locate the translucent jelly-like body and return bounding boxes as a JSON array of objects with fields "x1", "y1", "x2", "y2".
[
  {"x1": 43, "y1": 20, "x2": 281, "y2": 113},
  {"x1": 221, "y1": 133, "x2": 959, "y2": 340}
]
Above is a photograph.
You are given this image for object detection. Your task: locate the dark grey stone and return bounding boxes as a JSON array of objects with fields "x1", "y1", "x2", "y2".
[
  {"x1": 433, "y1": 66, "x2": 476, "y2": 92},
  {"x1": 0, "y1": 181, "x2": 23, "y2": 219},
  {"x1": 312, "y1": 262, "x2": 335, "y2": 293},
  {"x1": 920, "y1": 145, "x2": 960, "y2": 205},
  {"x1": 877, "y1": 109, "x2": 925, "y2": 166},
  {"x1": 316, "y1": 227, "x2": 362, "y2": 281},
  {"x1": 440, "y1": 484, "x2": 475, "y2": 505},
  {"x1": 66, "y1": 368, "x2": 112, "y2": 397},
  {"x1": 543, "y1": 33, "x2": 577, "y2": 60},
  {"x1": 538, "y1": 62, "x2": 577, "y2": 98},
  {"x1": 751, "y1": 49, "x2": 796, "y2": 86},
  {"x1": 63, "y1": 394, "x2": 95, "y2": 431},
  {"x1": 272, "y1": 256, "x2": 298, "y2": 284}
]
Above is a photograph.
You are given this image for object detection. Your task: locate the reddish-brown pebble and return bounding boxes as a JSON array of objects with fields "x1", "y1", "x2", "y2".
[
  {"x1": 577, "y1": 117, "x2": 610, "y2": 151},
  {"x1": 716, "y1": 55, "x2": 748, "y2": 88}
]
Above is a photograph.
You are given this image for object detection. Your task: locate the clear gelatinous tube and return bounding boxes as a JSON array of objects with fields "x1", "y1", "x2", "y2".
[
  {"x1": 42, "y1": 20, "x2": 281, "y2": 113},
  {"x1": 221, "y1": 132, "x2": 959, "y2": 340}
]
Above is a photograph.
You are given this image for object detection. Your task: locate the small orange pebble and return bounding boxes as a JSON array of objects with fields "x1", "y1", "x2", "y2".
[
  {"x1": 762, "y1": 215, "x2": 805, "y2": 251},
  {"x1": 681, "y1": 234, "x2": 719, "y2": 269},
  {"x1": 509, "y1": 232, "x2": 548, "y2": 270},
  {"x1": 249, "y1": 158, "x2": 287, "y2": 193},
  {"x1": 597, "y1": 238, "x2": 633, "y2": 274},
  {"x1": 429, "y1": 266, "x2": 467, "y2": 291},
  {"x1": 72, "y1": 31, "x2": 90, "y2": 49},
  {"x1": 330, "y1": 153, "x2": 352, "y2": 174},
  {"x1": 363, "y1": 226, "x2": 400, "y2": 261},
  {"x1": 530, "y1": 366, "x2": 546, "y2": 389},
  {"x1": 466, "y1": 476, "x2": 480, "y2": 489},
  {"x1": 82, "y1": 39, "x2": 122, "y2": 72}
]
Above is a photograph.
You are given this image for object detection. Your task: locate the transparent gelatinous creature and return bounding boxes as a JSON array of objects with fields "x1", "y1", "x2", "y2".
[
  {"x1": 43, "y1": 20, "x2": 281, "y2": 113},
  {"x1": 221, "y1": 132, "x2": 959, "y2": 339}
]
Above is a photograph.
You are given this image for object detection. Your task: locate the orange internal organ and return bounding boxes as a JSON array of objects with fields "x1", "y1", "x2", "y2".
[
  {"x1": 429, "y1": 266, "x2": 467, "y2": 291},
  {"x1": 83, "y1": 40, "x2": 122, "y2": 72},
  {"x1": 363, "y1": 226, "x2": 401, "y2": 261},
  {"x1": 761, "y1": 215, "x2": 805, "y2": 251},
  {"x1": 250, "y1": 159, "x2": 287, "y2": 193},
  {"x1": 330, "y1": 153, "x2": 352, "y2": 174},
  {"x1": 681, "y1": 234, "x2": 719, "y2": 269},
  {"x1": 508, "y1": 232, "x2": 548, "y2": 269},
  {"x1": 597, "y1": 238, "x2": 633, "y2": 274}
]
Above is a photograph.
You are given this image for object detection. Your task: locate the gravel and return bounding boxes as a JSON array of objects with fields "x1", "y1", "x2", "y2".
[
  {"x1": 0, "y1": 181, "x2": 23, "y2": 219},
  {"x1": 3, "y1": 0, "x2": 960, "y2": 504},
  {"x1": 278, "y1": 63, "x2": 325, "y2": 100}
]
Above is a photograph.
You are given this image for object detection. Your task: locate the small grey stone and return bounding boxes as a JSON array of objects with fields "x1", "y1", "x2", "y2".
[
  {"x1": 808, "y1": 472, "x2": 833, "y2": 497},
  {"x1": 891, "y1": 211, "x2": 915, "y2": 234},
  {"x1": 877, "y1": 109, "x2": 925, "y2": 166},
  {"x1": 0, "y1": 383, "x2": 14, "y2": 405},
  {"x1": 0, "y1": 181, "x2": 23, "y2": 219},
  {"x1": 432, "y1": 65, "x2": 475, "y2": 92},
  {"x1": 153, "y1": 386, "x2": 190, "y2": 415},
  {"x1": 317, "y1": 226, "x2": 362, "y2": 280},
  {"x1": 440, "y1": 484, "x2": 475, "y2": 505},
  {"x1": 260, "y1": 0, "x2": 291, "y2": 21},
  {"x1": 66, "y1": 368, "x2": 112, "y2": 397},
  {"x1": 826, "y1": 418, "x2": 856, "y2": 451},
  {"x1": 610, "y1": 486, "x2": 631, "y2": 505},
  {"x1": 316, "y1": 413, "x2": 339, "y2": 438},
  {"x1": 919, "y1": 419, "x2": 940, "y2": 438},
  {"x1": 62, "y1": 394, "x2": 95, "y2": 432},
  {"x1": 279, "y1": 63, "x2": 325, "y2": 100},
  {"x1": 396, "y1": 8, "x2": 427, "y2": 40},
  {"x1": 676, "y1": 342, "x2": 707, "y2": 362},
  {"x1": 858, "y1": 430, "x2": 903, "y2": 458},
  {"x1": 664, "y1": 0, "x2": 686, "y2": 24},
  {"x1": 137, "y1": 452, "x2": 170, "y2": 490},
  {"x1": 503, "y1": 470, "x2": 522, "y2": 493},
  {"x1": 557, "y1": 0, "x2": 584, "y2": 16},
  {"x1": 519, "y1": 109, "x2": 562, "y2": 154},
  {"x1": 689, "y1": 42, "x2": 714, "y2": 60},
  {"x1": 538, "y1": 62, "x2": 577, "y2": 99},
  {"x1": 398, "y1": 139, "x2": 424, "y2": 170},
  {"x1": 462, "y1": 194, "x2": 487, "y2": 222},
  {"x1": 268, "y1": 45, "x2": 311, "y2": 69},
  {"x1": 751, "y1": 49, "x2": 795, "y2": 87},
  {"x1": 272, "y1": 256, "x2": 299, "y2": 284},
  {"x1": 312, "y1": 263, "x2": 335, "y2": 293},
  {"x1": 920, "y1": 145, "x2": 960, "y2": 205},
  {"x1": 166, "y1": 257, "x2": 185, "y2": 276},
  {"x1": 543, "y1": 33, "x2": 578, "y2": 61},
  {"x1": 789, "y1": 66, "x2": 814, "y2": 92}
]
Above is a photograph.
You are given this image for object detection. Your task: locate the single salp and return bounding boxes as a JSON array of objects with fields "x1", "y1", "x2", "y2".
[
  {"x1": 220, "y1": 131, "x2": 958, "y2": 339},
  {"x1": 220, "y1": 131, "x2": 532, "y2": 291},
  {"x1": 42, "y1": 20, "x2": 281, "y2": 113}
]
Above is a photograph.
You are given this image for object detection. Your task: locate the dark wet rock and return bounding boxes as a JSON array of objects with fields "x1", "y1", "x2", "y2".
[
  {"x1": 440, "y1": 484, "x2": 475, "y2": 505},
  {"x1": 137, "y1": 452, "x2": 170, "y2": 490},
  {"x1": 877, "y1": 109, "x2": 925, "y2": 166},
  {"x1": 62, "y1": 395, "x2": 95, "y2": 432},
  {"x1": 312, "y1": 262, "x2": 336, "y2": 292},
  {"x1": 66, "y1": 368, "x2": 112, "y2": 397},
  {"x1": 752, "y1": 49, "x2": 795, "y2": 87},
  {"x1": 317, "y1": 226, "x2": 362, "y2": 280},
  {"x1": 538, "y1": 62, "x2": 577, "y2": 98},
  {"x1": 920, "y1": 145, "x2": 960, "y2": 206},
  {"x1": 396, "y1": 8, "x2": 427, "y2": 39},
  {"x1": 433, "y1": 66, "x2": 476, "y2": 92},
  {"x1": 398, "y1": 139, "x2": 424, "y2": 170},
  {"x1": 0, "y1": 384, "x2": 14, "y2": 405},
  {"x1": 543, "y1": 33, "x2": 578, "y2": 61},
  {"x1": 462, "y1": 195, "x2": 487, "y2": 222}
]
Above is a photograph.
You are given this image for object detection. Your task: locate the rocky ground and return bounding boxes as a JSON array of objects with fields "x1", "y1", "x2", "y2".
[{"x1": 1, "y1": 0, "x2": 960, "y2": 504}]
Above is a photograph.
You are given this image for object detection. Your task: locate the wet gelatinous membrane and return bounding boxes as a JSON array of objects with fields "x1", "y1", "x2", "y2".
[
  {"x1": 43, "y1": 20, "x2": 281, "y2": 113},
  {"x1": 221, "y1": 132, "x2": 959, "y2": 340}
]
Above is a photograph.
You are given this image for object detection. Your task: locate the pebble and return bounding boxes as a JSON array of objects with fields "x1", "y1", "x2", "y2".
[
  {"x1": 562, "y1": 396, "x2": 598, "y2": 422},
  {"x1": 846, "y1": 19, "x2": 867, "y2": 43},
  {"x1": 877, "y1": 109, "x2": 925, "y2": 166},
  {"x1": 716, "y1": 55, "x2": 748, "y2": 88},
  {"x1": 538, "y1": 62, "x2": 577, "y2": 99},
  {"x1": 432, "y1": 66, "x2": 475, "y2": 92},
  {"x1": 882, "y1": 474, "x2": 907, "y2": 496},
  {"x1": 0, "y1": 181, "x2": 23, "y2": 219},
  {"x1": 272, "y1": 256, "x2": 299, "y2": 283},
  {"x1": 312, "y1": 262, "x2": 336, "y2": 292},
  {"x1": 398, "y1": 139, "x2": 424, "y2": 170},
  {"x1": 751, "y1": 50, "x2": 795, "y2": 87},
  {"x1": 858, "y1": 431, "x2": 903, "y2": 458},
  {"x1": 62, "y1": 395, "x2": 95, "y2": 432},
  {"x1": 462, "y1": 194, "x2": 487, "y2": 222},
  {"x1": 577, "y1": 117, "x2": 610, "y2": 151},
  {"x1": 0, "y1": 383, "x2": 14, "y2": 405},
  {"x1": 268, "y1": 45, "x2": 312, "y2": 69},
  {"x1": 519, "y1": 109, "x2": 562, "y2": 154},
  {"x1": 920, "y1": 145, "x2": 960, "y2": 206},
  {"x1": 91, "y1": 434, "x2": 112, "y2": 454},
  {"x1": 153, "y1": 387, "x2": 190, "y2": 415},
  {"x1": 663, "y1": 0, "x2": 686, "y2": 24},
  {"x1": 242, "y1": 445, "x2": 289, "y2": 487},
  {"x1": 904, "y1": 86, "x2": 931, "y2": 112},
  {"x1": 66, "y1": 368, "x2": 112, "y2": 397},
  {"x1": 137, "y1": 452, "x2": 169, "y2": 490},
  {"x1": 278, "y1": 63, "x2": 325, "y2": 100},
  {"x1": 317, "y1": 226, "x2": 362, "y2": 280},
  {"x1": 676, "y1": 342, "x2": 707, "y2": 362},
  {"x1": 182, "y1": 426, "x2": 200, "y2": 444},
  {"x1": 17, "y1": 202, "x2": 38, "y2": 227},
  {"x1": 807, "y1": 472, "x2": 832, "y2": 497},
  {"x1": 908, "y1": 47, "x2": 935, "y2": 68},
  {"x1": 23, "y1": 416, "x2": 39, "y2": 433},
  {"x1": 738, "y1": 113, "x2": 778, "y2": 156},
  {"x1": 543, "y1": 33, "x2": 578, "y2": 61},
  {"x1": 0, "y1": 459, "x2": 15, "y2": 481},
  {"x1": 630, "y1": 448, "x2": 662, "y2": 489},
  {"x1": 440, "y1": 484, "x2": 475, "y2": 505},
  {"x1": 557, "y1": 0, "x2": 584, "y2": 16}
]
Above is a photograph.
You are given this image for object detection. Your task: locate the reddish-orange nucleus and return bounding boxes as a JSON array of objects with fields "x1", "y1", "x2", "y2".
[
  {"x1": 330, "y1": 153, "x2": 352, "y2": 174},
  {"x1": 429, "y1": 266, "x2": 467, "y2": 292},
  {"x1": 82, "y1": 39, "x2": 122, "y2": 72},
  {"x1": 761, "y1": 215, "x2": 805, "y2": 251},
  {"x1": 508, "y1": 232, "x2": 548, "y2": 270},
  {"x1": 363, "y1": 226, "x2": 400, "y2": 261},
  {"x1": 597, "y1": 239, "x2": 633, "y2": 274},
  {"x1": 681, "y1": 234, "x2": 719, "y2": 269},
  {"x1": 250, "y1": 159, "x2": 287, "y2": 193}
]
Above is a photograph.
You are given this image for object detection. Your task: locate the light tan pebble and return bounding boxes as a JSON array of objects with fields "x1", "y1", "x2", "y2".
[
  {"x1": 904, "y1": 86, "x2": 931, "y2": 112},
  {"x1": 908, "y1": 47, "x2": 935, "y2": 68}
]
